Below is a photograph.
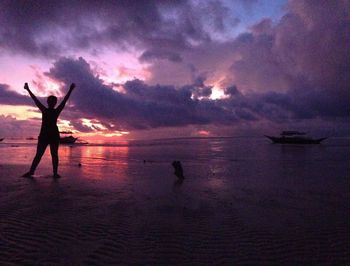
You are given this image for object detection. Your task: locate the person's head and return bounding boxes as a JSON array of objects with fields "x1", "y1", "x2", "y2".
[{"x1": 47, "y1": 95, "x2": 57, "y2": 108}]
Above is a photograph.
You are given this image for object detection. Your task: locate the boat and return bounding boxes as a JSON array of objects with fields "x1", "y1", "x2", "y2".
[
  {"x1": 60, "y1": 136, "x2": 78, "y2": 144},
  {"x1": 0, "y1": 138, "x2": 4, "y2": 142},
  {"x1": 59, "y1": 131, "x2": 78, "y2": 144},
  {"x1": 264, "y1": 131, "x2": 327, "y2": 144}
]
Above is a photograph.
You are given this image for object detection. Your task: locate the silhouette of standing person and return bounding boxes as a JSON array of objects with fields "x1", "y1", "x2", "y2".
[{"x1": 23, "y1": 82, "x2": 75, "y2": 178}]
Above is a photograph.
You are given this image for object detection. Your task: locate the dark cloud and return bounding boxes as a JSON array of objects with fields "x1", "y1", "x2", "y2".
[
  {"x1": 0, "y1": 0, "x2": 242, "y2": 58},
  {"x1": 224, "y1": 85, "x2": 239, "y2": 96},
  {"x1": 45, "y1": 57, "x2": 238, "y2": 130},
  {"x1": 0, "y1": 84, "x2": 31, "y2": 105},
  {"x1": 223, "y1": 0, "x2": 350, "y2": 122},
  {"x1": 230, "y1": 0, "x2": 350, "y2": 93},
  {"x1": 44, "y1": 52, "x2": 350, "y2": 132},
  {"x1": 139, "y1": 50, "x2": 183, "y2": 63},
  {"x1": 0, "y1": 115, "x2": 40, "y2": 137}
]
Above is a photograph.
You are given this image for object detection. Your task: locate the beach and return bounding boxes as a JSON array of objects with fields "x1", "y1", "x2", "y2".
[{"x1": 1, "y1": 137, "x2": 350, "y2": 264}]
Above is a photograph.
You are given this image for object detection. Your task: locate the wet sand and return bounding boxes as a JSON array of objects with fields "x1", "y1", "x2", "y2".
[{"x1": 1, "y1": 141, "x2": 350, "y2": 264}]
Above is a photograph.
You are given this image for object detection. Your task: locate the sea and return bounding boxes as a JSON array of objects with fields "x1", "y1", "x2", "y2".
[{"x1": 1, "y1": 136, "x2": 349, "y2": 198}]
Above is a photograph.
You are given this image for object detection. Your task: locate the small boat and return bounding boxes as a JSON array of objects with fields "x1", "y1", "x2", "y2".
[
  {"x1": 26, "y1": 137, "x2": 36, "y2": 140},
  {"x1": 265, "y1": 131, "x2": 327, "y2": 144},
  {"x1": 0, "y1": 138, "x2": 4, "y2": 142},
  {"x1": 59, "y1": 131, "x2": 78, "y2": 144},
  {"x1": 60, "y1": 136, "x2": 78, "y2": 144}
]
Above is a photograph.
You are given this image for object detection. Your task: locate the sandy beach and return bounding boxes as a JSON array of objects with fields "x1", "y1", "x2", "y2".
[{"x1": 1, "y1": 138, "x2": 350, "y2": 264}]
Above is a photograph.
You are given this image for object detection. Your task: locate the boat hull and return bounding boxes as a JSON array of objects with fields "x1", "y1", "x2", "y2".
[
  {"x1": 60, "y1": 136, "x2": 77, "y2": 144},
  {"x1": 265, "y1": 135, "x2": 327, "y2": 144}
]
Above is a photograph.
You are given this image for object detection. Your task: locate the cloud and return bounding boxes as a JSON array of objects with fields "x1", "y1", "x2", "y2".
[
  {"x1": 222, "y1": 0, "x2": 350, "y2": 122},
  {"x1": 0, "y1": 115, "x2": 40, "y2": 137},
  {"x1": 229, "y1": 0, "x2": 350, "y2": 93},
  {"x1": 139, "y1": 50, "x2": 183, "y2": 63},
  {"x1": 45, "y1": 57, "x2": 242, "y2": 130},
  {"x1": 0, "y1": 84, "x2": 31, "y2": 105},
  {"x1": 45, "y1": 53, "x2": 350, "y2": 133},
  {"x1": 0, "y1": 0, "x2": 242, "y2": 58}
]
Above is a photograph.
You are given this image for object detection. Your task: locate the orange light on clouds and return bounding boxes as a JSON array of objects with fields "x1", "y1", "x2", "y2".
[
  {"x1": 79, "y1": 118, "x2": 129, "y2": 138},
  {"x1": 0, "y1": 105, "x2": 41, "y2": 120},
  {"x1": 57, "y1": 118, "x2": 130, "y2": 139},
  {"x1": 81, "y1": 118, "x2": 107, "y2": 131},
  {"x1": 104, "y1": 131, "x2": 129, "y2": 137},
  {"x1": 57, "y1": 119, "x2": 77, "y2": 133}
]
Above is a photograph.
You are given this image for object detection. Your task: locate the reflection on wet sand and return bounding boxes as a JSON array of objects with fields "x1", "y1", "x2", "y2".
[{"x1": 61, "y1": 145, "x2": 130, "y2": 182}]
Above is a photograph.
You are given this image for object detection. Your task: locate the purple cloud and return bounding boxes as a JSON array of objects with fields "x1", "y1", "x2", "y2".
[
  {"x1": 0, "y1": 0, "x2": 242, "y2": 59},
  {"x1": 0, "y1": 84, "x2": 31, "y2": 105},
  {"x1": 45, "y1": 57, "x2": 240, "y2": 130}
]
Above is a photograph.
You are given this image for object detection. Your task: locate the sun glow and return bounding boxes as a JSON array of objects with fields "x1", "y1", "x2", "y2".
[{"x1": 210, "y1": 86, "x2": 228, "y2": 100}]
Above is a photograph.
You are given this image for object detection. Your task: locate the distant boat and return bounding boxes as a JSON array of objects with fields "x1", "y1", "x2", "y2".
[
  {"x1": 0, "y1": 138, "x2": 4, "y2": 142},
  {"x1": 265, "y1": 131, "x2": 327, "y2": 144},
  {"x1": 26, "y1": 137, "x2": 36, "y2": 140},
  {"x1": 60, "y1": 136, "x2": 78, "y2": 144}
]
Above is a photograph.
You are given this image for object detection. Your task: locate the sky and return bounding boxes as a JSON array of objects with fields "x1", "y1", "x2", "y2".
[{"x1": 0, "y1": 0, "x2": 349, "y2": 140}]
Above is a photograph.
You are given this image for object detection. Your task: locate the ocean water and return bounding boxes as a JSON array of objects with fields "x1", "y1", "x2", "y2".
[
  {"x1": 1, "y1": 136, "x2": 350, "y2": 178},
  {"x1": 1, "y1": 136, "x2": 350, "y2": 202}
]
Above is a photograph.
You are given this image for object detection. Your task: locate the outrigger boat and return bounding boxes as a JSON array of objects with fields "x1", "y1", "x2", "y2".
[
  {"x1": 59, "y1": 131, "x2": 78, "y2": 144},
  {"x1": 60, "y1": 136, "x2": 78, "y2": 144},
  {"x1": 265, "y1": 131, "x2": 327, "y2": 144}
]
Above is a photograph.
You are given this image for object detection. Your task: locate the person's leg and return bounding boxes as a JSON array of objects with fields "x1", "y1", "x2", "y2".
[
  {"x1": 23, "y1": 139, "x2": 48, "y2": 176},
  {"x1": 50, "y1": 140, "x2": 60, "y2": 177}
]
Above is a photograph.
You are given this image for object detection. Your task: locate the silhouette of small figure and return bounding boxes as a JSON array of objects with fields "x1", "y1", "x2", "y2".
[
  {"x1": 172, "y1": 160, "x2": 184, "y2": 179},
  {"x1": 22, "y1": 82, "x2": 75, "y2": 178}
]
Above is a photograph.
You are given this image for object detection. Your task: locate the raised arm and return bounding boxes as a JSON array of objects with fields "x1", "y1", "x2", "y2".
[
  {"x1": 56, "y1": 83, "x2": 75, "y2": 114},
  {"x1": 24, "y1": 83, "x2": 45, "y2": 112}
]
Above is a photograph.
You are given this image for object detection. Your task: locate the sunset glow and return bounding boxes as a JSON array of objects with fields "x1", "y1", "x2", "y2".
[
  {"x1": 210, "y1": 86, "x2": 228, "y2": 100},
  {"x1": 0, "y1": 105, "x2": 40, "y2": 120}
]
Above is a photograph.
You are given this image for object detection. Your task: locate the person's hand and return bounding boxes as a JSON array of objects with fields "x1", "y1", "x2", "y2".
[
  {"x1": 70, "y1": 83, "x2": 76, "y2": 90},
  {"x1": 24, "y1": 82, "x2": 29, "y2": 91}
]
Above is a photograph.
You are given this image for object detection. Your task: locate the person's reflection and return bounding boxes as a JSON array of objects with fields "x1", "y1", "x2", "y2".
[
  {"x1": 173, "y1": 177, "x2": 184, "y2": 188},
  {"x1": 172, "y1": 160, "x2": 184, "y2": 189}
]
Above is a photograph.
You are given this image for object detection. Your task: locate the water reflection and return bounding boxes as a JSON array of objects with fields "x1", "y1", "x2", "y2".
[
  {"x1": 206, "y1": 177, "x2": 225, "y2": 189},
  {"x1": 59, "y1": 145, "x2": 130, "y2": 182}
]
